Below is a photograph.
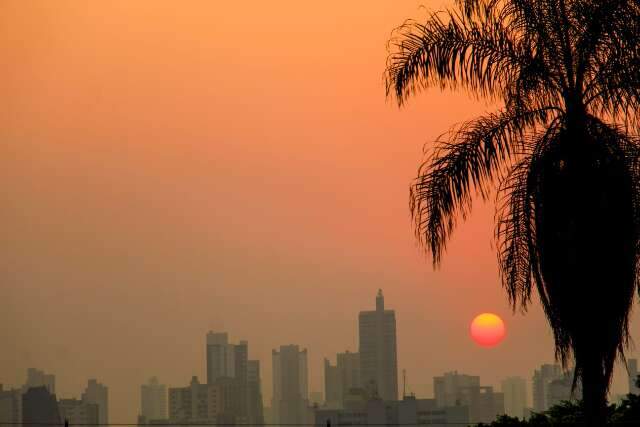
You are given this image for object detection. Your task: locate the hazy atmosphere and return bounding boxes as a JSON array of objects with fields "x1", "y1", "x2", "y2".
[{"x1": 3, "y1": 1, "x2": 640, "y2": 424}]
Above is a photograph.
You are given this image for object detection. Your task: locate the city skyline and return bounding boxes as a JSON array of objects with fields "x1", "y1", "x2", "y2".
[{"x1": 5, "y1": 290, "x2": 634, "y2": 424}]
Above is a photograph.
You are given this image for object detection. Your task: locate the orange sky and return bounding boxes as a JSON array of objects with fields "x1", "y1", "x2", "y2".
[{"x1": 2, "y1": 0, "x2": 639, "y2": 422}]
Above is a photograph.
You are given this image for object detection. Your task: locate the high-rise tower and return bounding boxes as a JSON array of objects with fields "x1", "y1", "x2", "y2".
[
  {"x1": 272, "y1": 345, "x2": 309, "y2": 425},
  {"x1": 358, "y1": 290, "x2": 398, "y2": 401}
]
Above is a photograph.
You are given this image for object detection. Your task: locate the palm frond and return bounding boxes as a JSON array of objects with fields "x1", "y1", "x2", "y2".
[
  {"x1": 385, "y1": 6, "x2": 528, "y2": 105},
  {"x1": 411, "y1": 107, "x2": 554, "y2": 266}
]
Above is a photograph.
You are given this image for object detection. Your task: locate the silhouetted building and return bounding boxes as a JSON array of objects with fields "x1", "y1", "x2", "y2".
[
  {"x1": 547, "y1": 371, "x2": 580, "y2": 408},
  {"x1": 23, "y1": 369, "x2": 55, "y2": 394},
  {"x1": 359, "y1": 290, "x2": 398, "y2": 401},
  {"x1": 501, "y1": 377, "x2": 527, "y2": 419},
  {"x1": 206, "y1": 333, "x2": 236, "y2": 383},
  {"x1": 234, "y1": 341, "x2": 248, "y2": 418},
  {"x1": 433, "y1": 372, "x2": 503, "y2": 424},
  {"x1": 325, "y1": 351, "x2": 360, "y2": 408},
  {"x1": 314, "y1": 395, "x2": 468, "y2": 427},
  {"x1": 141, "y1": 377, "x2": 167, "y2": 421},
  {"x1": 396, "y1": 395, "x2": 469, "y2": 427},
  {"x1": 247, "y1": 360, "x2": 264, "y2": 425},
  {"x1": 434, "y1": 372, "x2": 480, "y2": 407},
  {"x1": 216, "y1": 376, "x2": 246, "y2": 424},
  {"x1": 629, "y1": 359, "x2": 640, "y2": 395},
  {"x1": 463, "y1": 386, "x2": 504, "y2": 424},
  {"x1": 205, "y1": 332, "x2": 249, "y2": 420},
  {"x1": 168, "y1": 376, "x2": 224, "y2": 423},
  {"x1": 22, "y1": 386, "x2": 60, "y2": 426},
  {"x1": 532, "y1": 364, "x2": 562, "y2": 412},
  {"x1": 0, "y1": 385, "x2": 22, "y2": 425},
  {"x1": 58, "y1": 398, "x2": 99, "y2": 425},
  {"x1": 82, "y1": 379, "x2": 108, "y2": 425},
  {"x1": 343, "y1": 388, "x2": 370, "y2": 411},
  {"x1": 325, "y1": 359, "x2": 340, "y2": 408},
  {"x1": 272, "y1": 344, "x2": 309, "y2": 425}
]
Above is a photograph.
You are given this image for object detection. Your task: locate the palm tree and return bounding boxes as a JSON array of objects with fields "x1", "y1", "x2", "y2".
[{"x1": 385, "y1": 1, "x2": 640, "y2": 425}]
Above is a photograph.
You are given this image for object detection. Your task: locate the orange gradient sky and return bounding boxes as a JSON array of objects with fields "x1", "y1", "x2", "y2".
[{"x1": 2, "y1": 0, "x2": 639, "y2": 422}]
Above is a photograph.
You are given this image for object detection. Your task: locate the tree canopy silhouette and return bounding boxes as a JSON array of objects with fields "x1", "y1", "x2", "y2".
[{"x1": 385, "y1": 1, "x2": 640, "y2": 425}]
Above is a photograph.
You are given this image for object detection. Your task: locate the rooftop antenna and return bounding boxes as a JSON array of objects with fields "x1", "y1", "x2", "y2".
[{"x1": 403, "y1": 369, "x2": 407, "y2": 398}]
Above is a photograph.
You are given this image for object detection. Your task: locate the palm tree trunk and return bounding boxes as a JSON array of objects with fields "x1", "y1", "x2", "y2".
[{"x1": 581, "y1": 357, "x2": 608, "y2": 426}]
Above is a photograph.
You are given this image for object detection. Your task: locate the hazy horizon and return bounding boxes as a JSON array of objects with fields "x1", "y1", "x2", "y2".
[{"x1": 3, "y1": 0, "x2": 640, "y2": 423}]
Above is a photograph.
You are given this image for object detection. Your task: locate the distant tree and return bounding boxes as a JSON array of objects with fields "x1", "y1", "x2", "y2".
[
  {"x1": 386, "y1": 2, "x2": 640, "y2": 425},
  {"x1": 610, "y1": 393, "x2": 640, "y2": 424},
  {"x1": 478, "y1": 414, "x2": 530, "y2": 426},
  {"x1": 475, "y1": 397, "x2": 640, "y2": 425}
]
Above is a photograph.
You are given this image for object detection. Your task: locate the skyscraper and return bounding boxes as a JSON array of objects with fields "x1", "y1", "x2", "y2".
[
  {"x1": 247, "y1": 360, "x2": 264, "y2": 425},
  {"x1": 82, "y1": 379, "x2": 108, "y2": 425},
  {"x1": 205, "y1": 333, "x2": 249, "y2": 421},
  {"x1": 358, "y1": 290, "x2": 398, "y2": 401},
  {"x1": 324, "y1": 359, "x2": 341, "y2": 408},
  {"x1": 628, "y1": 359, "x2": 639, "y2": 395},
  {"x1": 532, "y1": 364, "x2": 562, "y2": 412},
  {"x1": 206, "y1": 332, "x2": 235, "y2": 383},
  {"x1": 272, "y1": 345, "x2": 309, "y2": 425},
  {"x1": 234, "y1": 341, "x2": 249, "y2": 418},
  {"x1": 140, "y1": 377, "x2": 167, "y2": 421},
  {"x1": 324, "y1": 351, "x2": 360, "y2": 408},
  {"x1": 500, "y1": 377, "x2": 527, "y2": 419}
]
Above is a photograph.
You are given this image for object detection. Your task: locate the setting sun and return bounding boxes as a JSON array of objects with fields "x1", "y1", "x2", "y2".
[{"x1": 470, "y1": 313, "x2": 506, "y2": 347}]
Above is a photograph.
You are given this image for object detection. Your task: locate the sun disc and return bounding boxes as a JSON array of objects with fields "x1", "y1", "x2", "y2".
[{"x1": 470, "y1": 313, "x2": 506, "y2": 347}]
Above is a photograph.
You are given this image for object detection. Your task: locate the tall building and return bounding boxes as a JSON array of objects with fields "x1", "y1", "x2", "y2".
[
  {"x1": 0, "y1": 385, "x2": 22, "y2": 425},
  {"x1": 628, "y1": 359, "x2": 640, "y2": 395},
  {"x1": 500, "y1": 377, "x2": 527, "y2": 419},
  {"x1": 22, "y1": 386, "x2": 60, "y2": 426},
  {"x1": 234, "y1": 341, "x2": 248, "y2": 418},
  {"x1": 141, "y1": 377, "x2": 167, "y2": 421},
  {"x1": 247, "y1": 360, "x2": 264, "y2": 425},
  {"x1": 206, "y1": 332, "x2": 236, "y2": 383},
  {"x1": 58, "y1": 399, "x2": 99, "y2": 425},
  {"x1": 358, "y1": 290, "x2": 398, "y2": 401},
  {"x1": 205, "y1": 333, "x2": 250, "y2": 420},
  {"x1": 324, "y1": 351, "x2": 361, "y2": 408},
  {"x1": 82, "y1": 379, "x2": 108, "y2": 425},
  {"x1": 23, "y1": 369, "x2": 55, "y2": 394},
  {"x1": 272, "y1": 345, "x2": 309, "y2": 425},
  {"x1": 168, "y1": 376, "x2": 224, "y2": 423},
  {"x1": 532, "y1": 364, "x2": 562, "y2": 412},
  {"x1": 324, "y1": 360, "x2": 341, "y2": 408}
]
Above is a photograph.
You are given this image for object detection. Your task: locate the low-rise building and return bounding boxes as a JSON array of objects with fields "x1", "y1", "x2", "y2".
[
  {"x1": 314, "y1": 396, "x2": 468, "y2": 427},
  {"x1": 22, "y1": 386, "x2": 61, "y2": 426},
  {"x1": 58, "y1": 398, "x2": 99, "y2": 425},
  {"x1": 168, "y1": 376, "x2": 226, "y2": 423}
]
